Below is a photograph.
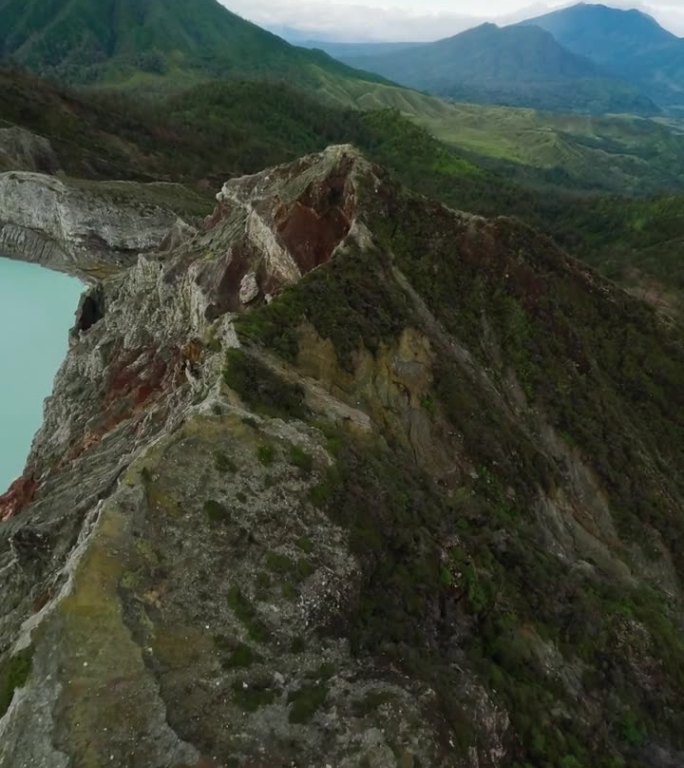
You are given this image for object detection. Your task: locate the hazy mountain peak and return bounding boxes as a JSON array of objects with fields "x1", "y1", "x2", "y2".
[{"x1": 519, "y1": 2, "x2": 678, "y2": 66}]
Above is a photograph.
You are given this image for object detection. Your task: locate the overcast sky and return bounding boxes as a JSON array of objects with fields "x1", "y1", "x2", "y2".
[{"x1": 220, "y1": 0, "x2": 684, "y2": 42}]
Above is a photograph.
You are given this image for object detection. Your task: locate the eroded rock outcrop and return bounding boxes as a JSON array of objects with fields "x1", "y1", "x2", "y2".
[
  {"x1": 0, "y1": 171, "x2": 196, "y2": 279},
  {"x1": 0, "y1": 146, "x2": 683, "y2": 768}
]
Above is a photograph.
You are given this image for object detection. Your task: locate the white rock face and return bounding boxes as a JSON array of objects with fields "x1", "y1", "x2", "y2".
[
  {"x1": 239, "y1": 271, "x2": 260, "y2": 304},
  {"x1": 0, "y1": 172, "x2": 186, "y2": 277}
]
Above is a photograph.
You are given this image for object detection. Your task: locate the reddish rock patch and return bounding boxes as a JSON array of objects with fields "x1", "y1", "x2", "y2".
[
  {"x1": 0, "y1": 474, "x2": 38, "y2": 522},
  {"x1": 65, "y1": 345, "x2": 186, "y2": 464},
  {"x1": 276, "y1": 201, "x2": 351, "y2": 274},
  {"x1": 199, "y1": 157, "x2": 358, "y2": 318},
  {"x1": 107, "y1": 348, "x2": 166, "y2": 405},
  {"x1": 275, "y1": 170, "x2": 355, "y2": 275}
]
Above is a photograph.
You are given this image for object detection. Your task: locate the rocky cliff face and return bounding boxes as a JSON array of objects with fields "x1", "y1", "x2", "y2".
[
  {"x1": 0, "y1": 146, "x2": 683, "y2": 768},
  {"x1": 0, "y1": 169, "x2": 205, "y2": 279}
]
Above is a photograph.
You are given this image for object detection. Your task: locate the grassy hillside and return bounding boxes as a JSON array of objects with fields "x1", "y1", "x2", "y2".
[
  {"x1": 0, "y1": 69, "x2": 455, "y2": 185},
  {"x1": 357, "y1": 110, "x2": 684, "y2": 320},
  {"x1": 338, "y1": 23, "x2": 656, "y2": 115},
  {"x1": 416, "y1": 102, "x2": 684, "y2": 195}
]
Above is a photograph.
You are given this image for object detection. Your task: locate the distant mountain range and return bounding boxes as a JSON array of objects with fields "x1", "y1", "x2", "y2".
[
  {"x1": 329, "y1": 21, "x2": 659, "y2": 115},
  {"x1": 306, "y1": 2, "x2": 684, "y2": 114},
  {"x1": 2, "y1": 0, "x2": 684, "y2": 115}
]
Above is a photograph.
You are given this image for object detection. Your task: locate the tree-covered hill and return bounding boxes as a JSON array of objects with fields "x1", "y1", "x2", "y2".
[{"x1": 0, "y1": 0, "x2": 389, "y2": 96}]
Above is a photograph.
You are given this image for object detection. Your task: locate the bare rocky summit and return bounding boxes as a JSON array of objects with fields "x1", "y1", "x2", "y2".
[{"x1": 0, "y1": 145, "x2": 682, "y2": 768}]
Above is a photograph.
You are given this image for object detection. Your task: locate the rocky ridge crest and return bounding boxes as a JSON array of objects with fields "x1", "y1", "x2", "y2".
[{"x1": 0, "y1": 145, "x2": 682, "y2": 768}]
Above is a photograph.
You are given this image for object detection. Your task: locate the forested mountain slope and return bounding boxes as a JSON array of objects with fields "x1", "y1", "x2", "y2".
[{"x1": 331, "y1": 22, "x2": 658, "y2": 115}]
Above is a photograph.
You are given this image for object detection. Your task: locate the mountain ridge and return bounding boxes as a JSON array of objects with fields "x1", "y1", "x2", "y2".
[
  {"x1": 0, "y1": 143, "x2": 683, "y2": 767},
  {"x1": 520, "y1": 2, "x2": 684, "y2": 108},
  {"x1": 519, "y1": 2, "x2": 679, "y2": 65},
  {"x1": 329, "y1": 21, "x2": 660, "y2": 115},
  {"x1": 0, "y1": 7, "x2": 684, "y2": 763}
]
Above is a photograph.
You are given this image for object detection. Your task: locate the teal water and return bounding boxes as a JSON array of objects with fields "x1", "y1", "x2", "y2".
[{"x1": 0, "y1": 257, "x2": 82, "y2": 491}]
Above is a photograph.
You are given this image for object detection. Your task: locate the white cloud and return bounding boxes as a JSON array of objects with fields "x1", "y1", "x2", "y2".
[{"x1": 220, "y1": 0, "x2": 684, "y2": 41}]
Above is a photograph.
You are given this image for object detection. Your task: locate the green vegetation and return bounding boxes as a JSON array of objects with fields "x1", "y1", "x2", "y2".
[
  {"x1": 256, "y1": 444, "x2": 275, "y2": 466},
  {"x1": 235, "y1": 241, "x2": 411, "y2": 371},
  {"x1": 290, "y1": 636, "x2": 306, "y2": 654},
  {"x1": 3, "y1": 66, "x2": 684, "y2": 315},
  {"x1": 222, "y1": 642, "x2": 260, "y2": 670},
  {"x1": 265, "y1": 552, "x2": 294, "y2": 575},
  {"x1": 0, "y1": 0, "x2": 389, "y2": 99},
  {"x1": 287, "y1": 682, "x2": 329, "y2": 724},
  {"x1": 0, "y1": 648, "x2": 33, "y2": 716},
  {"x1": 288, "y1": 445, "x2": 313, "y2": 475},
  {"x1": 227, "y1": 586, "x2": 269, "y2": 643},
  {"x1": 376, "y1": 187, "x2": 684, "y2": 560},
  {"x1": 231, "y1": 678, "x2": 276, "y2": 712},
  {"x1": 296, "y1": 536, "x2": 314, "y2": 554},
  {"x1": 223, "y1": 349, "x2": 307, "y2": 420},
  {"x1": 204, "y1": 499, "x2": 229, "y2": 524},
  {"x1": 3, "y1": 4, "x2": 684, "y2": 764},
  {"x1": 214, "y1": 451, "x2": 237, "y2": 474},
  {"x1": 227, "y1": 174, "x2": 684, "y2": 763},
  {"x1": 416, "y1": 103, "x2": 684, "y2": 195},
  {"x1": 266, "y1": 552, "x2": 314, "y2": 583}
]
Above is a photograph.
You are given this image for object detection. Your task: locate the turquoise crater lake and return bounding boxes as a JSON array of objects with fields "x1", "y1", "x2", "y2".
[{"x1": 0, "y1": 257, "x2": 82, "y2": 491}]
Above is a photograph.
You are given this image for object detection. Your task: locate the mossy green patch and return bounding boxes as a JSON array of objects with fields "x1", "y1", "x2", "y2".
[
  {"x1": 222, "y1": 643, "x2": 260, "y2": 670},
  {"x1": 204, "y1": 499, "x2": 230, "y2": 524},
  {"x1": 289, "y1": 444, "x2": 314, "y2": 475},
  {"x1": 257, "y1": 444, "x2": 275, "y2": 466},
  {"x1": 266, "y1": 552, "x2": 314, "y2": 583},
  {"x1": 296, "y1": 536, "x2": 315, "y2": 554},
  {"x1": 227, "y1": 586, "x2": 270, "y2": 643},
  {"x1": 287, "y1": 682, "x2": 329, "y2": 724},
  {"x1": 214, "y1": 451, "x2": 237, "y2": 473},
  {"x1": 231, "y1": 679, "x2": 276, "y2": 712},
  {"x1": 266, "y1": 552, "x2": 294, "y2": 575},
  {"x1": 223, "y1": 349, "x2": 307, "y2": 420},
  {"x1": 0, "y1": 647, "x2": 33, "y2": 717}
]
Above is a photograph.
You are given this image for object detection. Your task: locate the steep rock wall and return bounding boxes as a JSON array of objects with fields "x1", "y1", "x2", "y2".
[{"x1": 0, "y1": 171, "x2": 193, "y2": 279}]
